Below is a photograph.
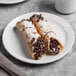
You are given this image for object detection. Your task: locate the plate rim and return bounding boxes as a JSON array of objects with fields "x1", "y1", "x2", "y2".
[
  {"x1": 0, "y1": 0, "x2": 25, "y2": 4},
  {"x1": 2, "y1": 12, "x2": 75, "y2": 64}
]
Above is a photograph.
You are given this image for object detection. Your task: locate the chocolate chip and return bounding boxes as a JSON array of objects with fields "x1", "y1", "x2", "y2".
[
  {"x1": 22, "y1": 27, "x2": 25, "y2": 31},
  {"x1": 33, "y1": 46, "x2": 39, "y2": 53},
  {"x1": 31, "y1": 37, "x2": 35, "y2": 44},
  {"x1": 37, "y1": 19, "x2": 39, "y2": 22},
  {"x1": 34, "y1": 53, "x2": 39, "y2": 60}
]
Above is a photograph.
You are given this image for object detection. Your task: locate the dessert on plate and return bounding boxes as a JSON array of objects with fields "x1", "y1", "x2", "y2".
[
  {"x1": 16, "y1": 19, "x2": 48, "y2": 60},
  {"x1": 16, "y1": 14, "x2": 64, "y2": 60}
]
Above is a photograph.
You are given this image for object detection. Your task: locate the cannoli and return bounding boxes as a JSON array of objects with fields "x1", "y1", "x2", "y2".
[
  {"x1": 29, "y1": 14, "x2": 64, "y2": 55},
  {"x1": 16, "y1": 19, "x2": 48, "y2": 60}
]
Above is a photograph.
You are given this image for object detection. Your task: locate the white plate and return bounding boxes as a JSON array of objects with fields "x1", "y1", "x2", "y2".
[
  {"x1": 0, "y1": 0, "x2": 25, "y2": 4},
  {"x1": 2, "y1": 12, "x2": 74, "y2": 64}
]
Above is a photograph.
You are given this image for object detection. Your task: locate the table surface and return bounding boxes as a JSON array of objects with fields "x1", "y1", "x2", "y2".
[{"x1": 0, "y1": 0, "x2": 76, "y2": 76}]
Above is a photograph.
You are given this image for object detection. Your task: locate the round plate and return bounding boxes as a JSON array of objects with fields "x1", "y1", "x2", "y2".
[
  {"x1": 0, "y1": 0, "x2": 25, "y2": 4},
  {"x1": 2, "y1": 12, "x2": 74, "y2": 64}
]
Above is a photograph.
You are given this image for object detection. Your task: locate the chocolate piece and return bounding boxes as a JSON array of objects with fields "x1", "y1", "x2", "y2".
[
  {"x1": 22, "y1": 27, "x2": 25, "y2": 32},
  {"x1": 49, "y1": 38, "x2": 60, "y2": 55},
  {"x1": 34, "y1": 53, "x2": 39, "y2": 60},
  {"x1": 31, "y1": 37, "x2": 35, "y2": 44}
]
